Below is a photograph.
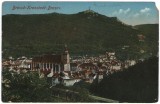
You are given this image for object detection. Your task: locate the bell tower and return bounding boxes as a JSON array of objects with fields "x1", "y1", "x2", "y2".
[
  {"x1": 63, "y1": 44, "x2": 70, "y2": 64},
  {"x1": 62, "y1": 44, "x2": 70, "y2": 71}
]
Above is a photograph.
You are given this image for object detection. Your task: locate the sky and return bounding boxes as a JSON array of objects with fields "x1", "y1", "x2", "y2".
[{"x1": 2, "y1": 1, "x2": 159, "y2": 25}]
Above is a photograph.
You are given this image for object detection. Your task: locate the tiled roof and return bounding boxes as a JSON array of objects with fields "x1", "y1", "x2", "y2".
[
  {"x1": 41, "y1": 54, "x2": 62, "y2": 63},
  {"x1": 32, "y1": 54, "x2": 62, "y2": 63},
  {"x1": 70, "y1": 63, "x2": 78, "y2": 66},
  {"x1": 100, "y1": 66, "x2": 107, "y2": 69},
  {"x1": 79, "y1": 63, "x2": 97, "y2": 68},
  {"x1": 32, "y1": 56, "x2": 42, "y2": 62}
]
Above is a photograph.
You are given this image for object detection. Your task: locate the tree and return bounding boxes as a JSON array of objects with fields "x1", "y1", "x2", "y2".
[{"x1": 2, "y1": 69, "x2": 56, "y2": 102}]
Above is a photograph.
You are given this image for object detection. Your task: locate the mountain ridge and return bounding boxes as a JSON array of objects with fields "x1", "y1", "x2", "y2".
[{"x1": 2, "y1": 10, "x2": 158, "y2": 59}]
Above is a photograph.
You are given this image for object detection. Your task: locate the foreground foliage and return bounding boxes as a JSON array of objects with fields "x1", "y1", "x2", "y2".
[
  {"x1": 2, "y1": 70, "x2": 56, "y2": 102},
  {"x1": 2, "y1": 70, "x2": 95, "y2": 102},
  {"x1": 90, "y1": 57, "x2": 158, "y2": 102}
]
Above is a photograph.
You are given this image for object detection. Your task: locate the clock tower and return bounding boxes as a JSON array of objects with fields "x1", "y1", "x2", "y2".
[{"x1": 62, "y1": 44, "x2": 70, "y2": 71}]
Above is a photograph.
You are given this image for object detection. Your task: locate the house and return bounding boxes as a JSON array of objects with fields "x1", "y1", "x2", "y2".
[
  {"x1": 70, "y1": 63, "x2": 78, "y2": 72},
  {"x1": 17, "y1": 57, "x2": 32, "y2": 69},
  {"x1": 2, "y1": 56, "x2": 32, "y2": 72},
  {"x1": 47, "y1": 71, "x2": 81, "y2": 86},
  {"x1": 2, "y1": 61, "x2": 10, "y2": 68},
  {"x1": 63, "y1": 79, "x2": 81, "y2": 86},
  {"x1": 124, "y1": 60, "x2": 136, "y2": 68},
  {"x1": 99, "y1": 66, "x2": 108, "y2": 72},
  {"x1": 137, "y1": 34, "x2": 145, "y2": 41},
  {"x1": 105, "y1": 52, "x2": 116, "y2": 60},
  {"x1": 78, "y1": 63, "x2": 98, "y2": 72}
]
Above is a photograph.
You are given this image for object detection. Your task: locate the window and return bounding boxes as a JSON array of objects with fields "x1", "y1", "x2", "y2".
[
  {"x1": 47, "y1": 63, "x2": 49, "y2": 68},
  {"x1": 56, "y1": 65, "x2": 59, "y2": 72},
  {"x1": 50, "y1": 63, "x2": 52, "y2": 68},
  {"x1": 36, "y1": 64, "x2": 39, "y2": 68}
]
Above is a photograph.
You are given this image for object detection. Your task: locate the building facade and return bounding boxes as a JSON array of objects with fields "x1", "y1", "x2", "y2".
[{"x1": 31, "y1": 45, "x2": 70, "y2": 75}]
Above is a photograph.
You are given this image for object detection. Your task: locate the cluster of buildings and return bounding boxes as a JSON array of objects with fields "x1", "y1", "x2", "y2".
[{"x1": 2, "y1": 45, "x2": 137, "y2": 86}]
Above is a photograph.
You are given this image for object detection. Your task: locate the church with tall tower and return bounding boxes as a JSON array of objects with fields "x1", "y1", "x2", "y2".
[{"x1": 31, "y1": 45, "x2": 71, "y2": 75}]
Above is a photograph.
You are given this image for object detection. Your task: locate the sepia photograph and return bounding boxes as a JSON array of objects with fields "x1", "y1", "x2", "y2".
[{"x1": 2, "y1": 1, "x2": 159, "y2": 103}]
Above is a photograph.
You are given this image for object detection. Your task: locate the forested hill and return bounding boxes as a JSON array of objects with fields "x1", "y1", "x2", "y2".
[
  {"x1": 134, "y1": 24, "x2": 159, "y2": 58},
  {"x1": 134, "y1": 24, "x2": 158, "y2": 45},
  {"x1": 2, "y1": 10, "x2": 158, "y2": 58}
]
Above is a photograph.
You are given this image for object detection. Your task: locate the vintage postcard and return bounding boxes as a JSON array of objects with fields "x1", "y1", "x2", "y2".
[{"x1": 2, "y1": 1, "x2": 159, "y2": 103}]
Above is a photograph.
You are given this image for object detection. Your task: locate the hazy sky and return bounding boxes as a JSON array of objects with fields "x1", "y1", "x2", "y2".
[{"x1": 2, "y1": 1, "x2": 159, "y2": 25}]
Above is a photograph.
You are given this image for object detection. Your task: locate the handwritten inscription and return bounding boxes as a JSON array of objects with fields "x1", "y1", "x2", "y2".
[{"x1": 12, "y1": 5, "x2": 61, "y2": 10}]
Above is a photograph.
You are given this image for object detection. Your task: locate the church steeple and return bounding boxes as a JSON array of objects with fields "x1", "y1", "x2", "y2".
[
  {"x1": 64, "y1": 44, "x2": 68, "y2": 54},
  {"x1": 62, "y1": 44, "x2": 70, "y2": 64},
  {"x1": 62, "y1": 44, "x2": 70, "y2": 71}
]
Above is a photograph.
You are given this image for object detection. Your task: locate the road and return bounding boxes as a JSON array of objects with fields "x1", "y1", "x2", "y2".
[{"x1": 89, "y1": 95, "x2": 119, "y2": 103}]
